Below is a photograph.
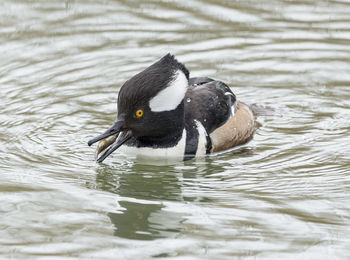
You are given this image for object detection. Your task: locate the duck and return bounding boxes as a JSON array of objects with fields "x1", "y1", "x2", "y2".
[{"x1": 88, "y1": 54, "x2": 257, "y2": 162}]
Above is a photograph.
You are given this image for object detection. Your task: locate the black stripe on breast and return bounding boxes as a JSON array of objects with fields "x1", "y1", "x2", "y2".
[
  {"x1": 184, "y1": 121, "x2": 213, "y2": 160},
  {"x1": 184, "y1": 126, "x2": 198, "y2": 161},
  {"x1": 205, "y1": 134, "x2": 212, "y2": 154}
]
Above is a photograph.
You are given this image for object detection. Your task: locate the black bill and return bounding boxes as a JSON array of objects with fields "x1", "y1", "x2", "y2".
[
  {"x1": 88, "y1": 120, "x2": 124, "y2": 146},
  {"x1": 96, "y1": 130, "x2": 132, "y2": 163},
  {"x1": 88, "y1": 119, "x2": 132, "y2": 163}
]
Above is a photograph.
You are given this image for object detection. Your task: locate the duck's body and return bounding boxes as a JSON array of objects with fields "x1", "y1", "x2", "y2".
[{"x1": 88, "y1": 54, "x2": 257, "y2": 162}]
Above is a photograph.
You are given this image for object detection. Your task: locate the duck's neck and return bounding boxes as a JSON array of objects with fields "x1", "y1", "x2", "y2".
[{"x1": 136, "y1": 101, "x2": 185, "y2": 148}]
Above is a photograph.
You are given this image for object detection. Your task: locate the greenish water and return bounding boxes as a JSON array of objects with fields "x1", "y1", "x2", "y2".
[{"x1": 1, "y1": 0, "x2": 350, "y2": 259}]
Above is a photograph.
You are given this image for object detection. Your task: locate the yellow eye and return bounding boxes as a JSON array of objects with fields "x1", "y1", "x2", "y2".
[{"x1": 135, "y1": 109, "x2": 144, "y2": 118}]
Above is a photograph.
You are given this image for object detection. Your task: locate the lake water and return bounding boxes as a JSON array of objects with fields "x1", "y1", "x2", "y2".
[{"x1": 1, "y1": 0, "x2": 350, "y2": 259}]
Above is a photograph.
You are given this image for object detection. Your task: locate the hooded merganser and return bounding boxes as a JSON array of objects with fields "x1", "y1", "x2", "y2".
[{"x1": 88, "y1": 54, "x2": 257, "y2": 162}]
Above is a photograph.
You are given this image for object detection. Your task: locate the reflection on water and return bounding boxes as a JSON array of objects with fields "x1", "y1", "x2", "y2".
[
  {"x1": 97, "y1": 163, "x2": 184, "y2": 240},
  {"x1": 1, "y1": 0, "x2": 350, "y2": 258},
  {"x1": 96, "y1": 152, "x2": 257, "y2": 240}
]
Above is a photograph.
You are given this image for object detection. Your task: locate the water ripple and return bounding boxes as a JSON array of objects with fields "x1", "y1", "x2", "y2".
[{"x1": 1, "y1": 0, "x2": 350, "y2": 258}]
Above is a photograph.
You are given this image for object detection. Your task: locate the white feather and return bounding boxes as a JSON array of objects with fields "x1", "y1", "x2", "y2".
[
  {"x1": 194, "y1": 120, "x2": 208, "y2": 156},
  {"x1": 224, "y1": 92, "x2": 237, "y2": 115},
  {"x1": 149, "y1": 70, "x2": 188, "y2": 112},
  {"x1": 118, "y1": 130, "x2": 187, "y2": 158}
]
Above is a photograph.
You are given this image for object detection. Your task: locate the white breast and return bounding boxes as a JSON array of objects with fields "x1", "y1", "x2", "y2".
[{"x1": 118, "y1": 130, "x2": 187, "y2": 159}]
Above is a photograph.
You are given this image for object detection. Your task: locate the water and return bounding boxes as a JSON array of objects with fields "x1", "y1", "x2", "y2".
[{"x1": 1, "y1": 0, "x2": 350, "y2": 258}]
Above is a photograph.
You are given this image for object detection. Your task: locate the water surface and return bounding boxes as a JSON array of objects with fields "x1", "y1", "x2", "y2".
[{"x1": 1, "y1": 0, "x2": 350, "y2": 259}]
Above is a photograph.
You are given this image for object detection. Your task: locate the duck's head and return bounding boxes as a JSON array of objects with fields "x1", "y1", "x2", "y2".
[{"x1": 88, "y1": 54, "x2": 189, "y2": 162}]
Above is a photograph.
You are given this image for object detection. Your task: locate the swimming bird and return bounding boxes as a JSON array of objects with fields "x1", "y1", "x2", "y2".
[{"x1": 88, "y1": 54, "x2": 257, "y2": 162}]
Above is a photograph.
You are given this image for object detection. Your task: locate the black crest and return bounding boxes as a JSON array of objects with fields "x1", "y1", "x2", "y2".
[{"x1": 117, "y1": 54, "x2": 189, "y2": 112}]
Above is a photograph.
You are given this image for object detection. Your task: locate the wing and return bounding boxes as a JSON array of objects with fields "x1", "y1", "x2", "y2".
[{"x1": 185, "y1": 77, "x2": 236, "y2": 134}]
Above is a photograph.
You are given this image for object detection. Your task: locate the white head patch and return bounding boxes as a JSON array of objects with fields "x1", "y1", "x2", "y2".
[{"x1": 149, "y1": 70, "x2": 188, "y2": 112}]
